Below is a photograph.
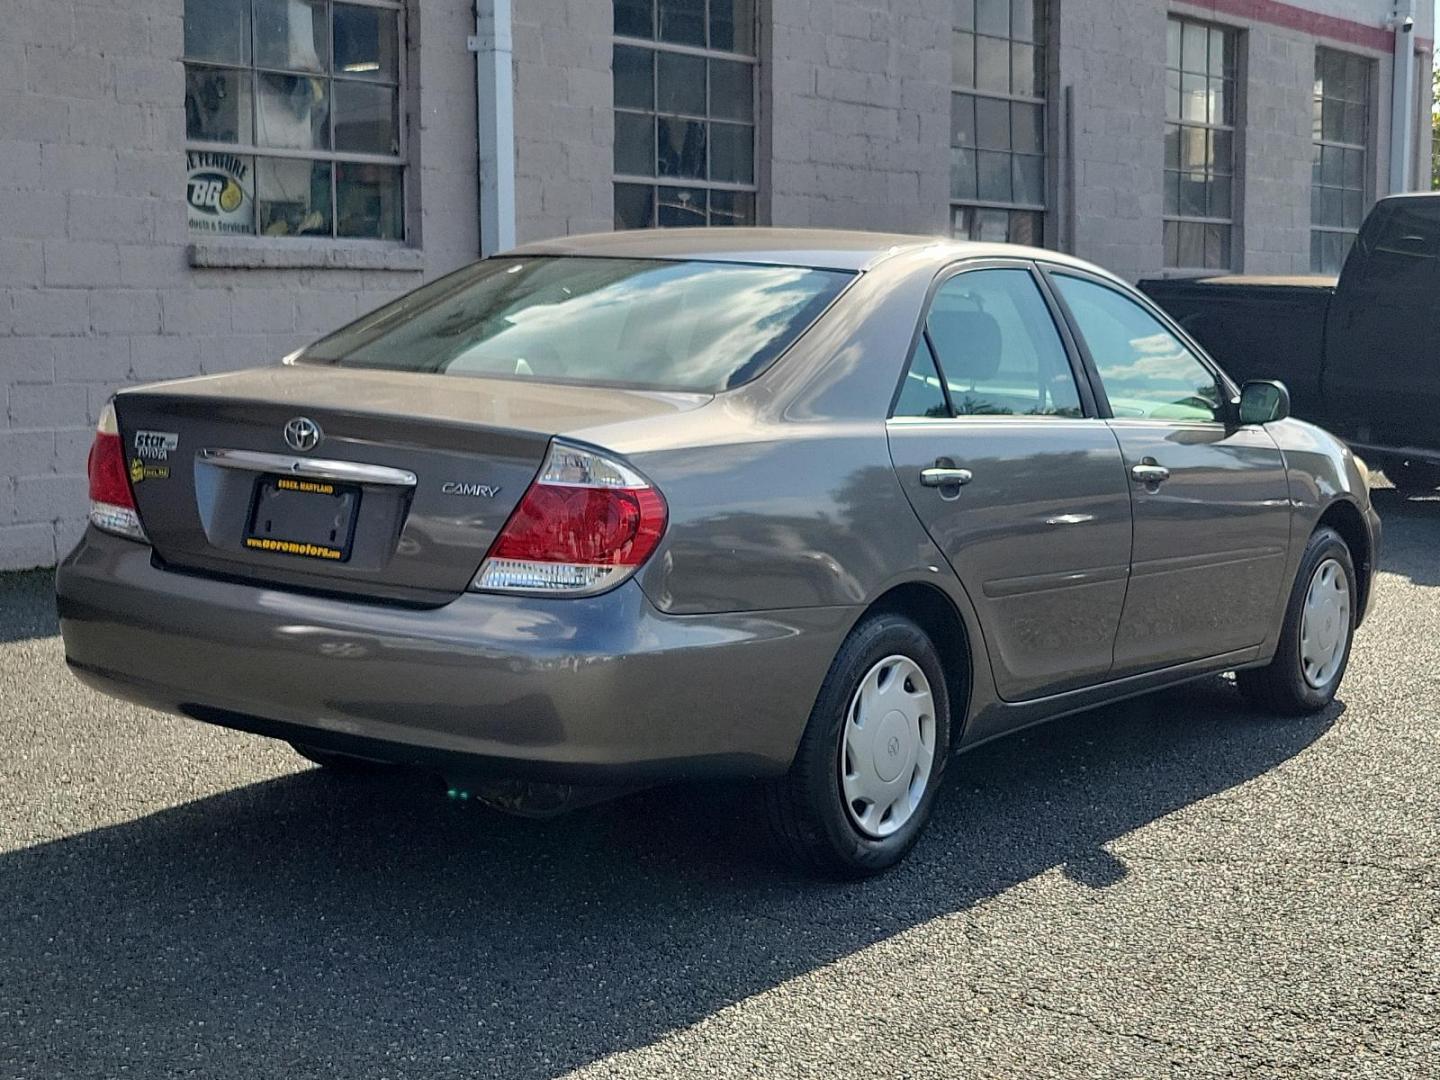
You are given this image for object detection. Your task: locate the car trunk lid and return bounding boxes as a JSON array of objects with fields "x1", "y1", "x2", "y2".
[{"x1": 112, "y1": 366, "x2": 708, "y2": 604}]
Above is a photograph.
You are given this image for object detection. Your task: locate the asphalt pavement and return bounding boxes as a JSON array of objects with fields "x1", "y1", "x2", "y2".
[{"x1": 2, "y1": 487, "x2": 1437, "y2": 1079}]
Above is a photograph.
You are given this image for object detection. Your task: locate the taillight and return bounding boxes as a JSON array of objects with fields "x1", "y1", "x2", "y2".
[
  {"x1": 87, "y1": 403, "x2": 147, "y2": 542},
  {"x1": 472, "y1": 441, "x2": 667, "y2": 596}
]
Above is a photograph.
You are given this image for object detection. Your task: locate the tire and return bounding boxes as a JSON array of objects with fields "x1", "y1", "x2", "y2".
[
  {"x1": 291, "y1": 742, "x2": 397, "y2": 774},
  {"x1": 1385, "y1": 460, "x2": 1440, "y2": 494},
  {"x1": 1236, "y1": 526, "x2": 1356, "y2": 715},
  {"x1": 764, "y1": 612, "x2": 954, "y2": 879}
]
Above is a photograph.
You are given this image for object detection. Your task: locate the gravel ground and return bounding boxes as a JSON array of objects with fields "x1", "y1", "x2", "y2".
[{"x1": 2, "y1": 487, "x2": 1436, "y2": 1079}]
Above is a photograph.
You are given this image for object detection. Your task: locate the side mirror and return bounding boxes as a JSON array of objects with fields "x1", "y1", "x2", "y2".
[{"x1": 1238, "y1": 380, "x2": 1290, "y2": 425}]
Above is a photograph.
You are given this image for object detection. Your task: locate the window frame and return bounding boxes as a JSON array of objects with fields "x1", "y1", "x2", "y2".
[
  {"x1": 948, "y1": 0, "x2": 1052, "y2": 247},
  {"x1": 1163, "y1": 15, "x2": 1240, "y2": 271},
  {"x1": 612, "y1": 2, "x2": 760, "y2": 229},
  {"x1": 1311, "y1": 46, "x2": 1374, "y2": 273},
  {"x1": 1038, "y1": 263, "x2": 1241, "y2": 426},
  {"x1": 887, "y1": 258, "x2": 1099, "y2": 422},
  {"x1": 183, "y1": 0, "x2": 409, "y2": 243}
]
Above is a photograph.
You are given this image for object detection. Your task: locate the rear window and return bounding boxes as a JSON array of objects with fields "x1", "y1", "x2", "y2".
[{"x1": 297, "y1": 256, "x2": 855, "y2": 393}]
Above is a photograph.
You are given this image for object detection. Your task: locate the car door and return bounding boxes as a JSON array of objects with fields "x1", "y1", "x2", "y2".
[
  {"x1": 1323, "y1": 197, "x2": 1440, "y2": 450},
  {"x1": 1045, "y1": 268, "x2": 1293, "y2": 676},
  {"x1": 887, "y1": 261, "x2": 1133, "y2": 701}
]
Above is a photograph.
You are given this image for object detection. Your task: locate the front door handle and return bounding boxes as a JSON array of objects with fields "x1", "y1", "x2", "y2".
[
  {"x1": 1130, "y1": 463, "x2": 1170, "y2": 484},
  {"x1": 920, "y1": 467, "x2": 973, "y2": 488}
]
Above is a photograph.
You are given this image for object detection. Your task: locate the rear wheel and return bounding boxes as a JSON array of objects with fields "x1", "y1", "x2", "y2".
[
  {"x1": 1236, "y1": 526, "x2": 1355, "y2": 715},
  {"x1": 764, "y1": 612, "x2": 953, "y2": 878},
  {"x1": 291, "y1": 742, "x2": 397, "y2": 774}
]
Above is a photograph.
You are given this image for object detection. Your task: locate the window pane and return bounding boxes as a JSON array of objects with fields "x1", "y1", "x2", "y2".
[
  {"x1": 1182, "y1": 21, "x2": 1207, "y2": 74},
  {"x1": 1167, "y1": 20, "x2": 1181, "y2": 70},
  {"x1": 334, "y1": 81, "x2": 398, "y2": 155},
  {"x1": 253, "y1": 0, "x2": 327, "y2": 73},
  {"x1": 975, "y1": 34, "x2": 1009, "y2": 93},
  {"x1": 1052, "y1": 274, "x2": 1222, "y2": 421},
  {"x1": 1180, "y1": 126, "x2": 1207, "y2": 171},
  {"x1": 1008, "y1": 209, "x2": 1042, "y2": 246},
  {"x1": 975, "y1": 96, "x2": 1009, "y2": 149},
  {"x1": 1205, "y1": 223, "x2": 1230, "y2": 269},
  {"x1": 709, "y1": 58, "x2": 753, "y2": 122},
  {"x1": 657, "y1": 0, "x2": 704, "y2": 46},
  {"x1": 709, "y1": 188, "x2": 754, "y2": 226},
  {"x1": 1212, "y1": 128, "x2": 1233, "y2": 171},
  {"x1": 929, "y1": 269, "x2": 1081, "y2": 418},
  {"x1": 1342, "y1": 101, "x2": 1365, "y2": 145},
  {"x1": 1012, "y1": 101, "x2": 1042, "y2": 154},
  {"x1": 1318, "y1": 186, "x2": 1341, "y2": 226},
  {"x1": 255, "y1": 73, "x2": 328, "y2": 150},
  {"x1": 709, "y1": 0, "x2": 755, "y2": 54},
  {"x1": 1011, "y1": 42, "x2": 1034, "y2": 97},
  {"x1": 657, "y1": 185, "x2": 707, "y2": 226},
  {"x1": 185, "y1": 64, "x2": 252, "y2": 143},
  {"x1": 185, "y1": 0, "x2": 250, "y2": 65},
  {"x1": 1321, "y1": 144, "x2": 1343, "y2": 186},
  {"x1": 951, "y1": 93, "x2": 976, "y2": 148},
  {"x1": 975, "y1": 0, "x2": 1009, "y2": 37},
  {"x1": 1163, "y1": 171, "x2": 1179, "y2": 215},
  {"x1": 336, "y1": 162, "x2": 402, "y2": 239},
  {"x1": 334, "y1": 4, "x2": 400, "y2": 81},
  {"x1": 894, "y1": 338, "x2": 950, "y2": 419},
  {"x1": 1164, "y1": 220, "x2": 1179, "y2": 266},
  {"x1": 1322, "y1": 98, "x2": 1344, "y2": 141},
  {"x1": 616, "y1": 0, "x2": 653, "y2": 38},
  {"x1": 974, "y1": 207, "x2": 1009, "y2": 241},
  {"x1": 1209, "y1": 78, "x2": 1229, "y2": 126},
  {"x1": 1209, "y1": 28, "x2": 1228, "y2": 77},
  {"x1": 952, "y1": 31, "x2": 975, "y2": 87},
  {"x1": 614, "y1": 45, "x2": 654, "y2": 111},
  {"x1": 1209, "y1": 174, "x2": 1231, "y2": 219},
  {"x1": 657, "y1": 50, "x2": 706, "y2": 115},
  {"x1": 657, "y1": 117, "x2": 705, "y2": 178},
  {"x1": 256, "y1": 157, "x2": 330, "y2": 236},
  {"x1": 614, "y1": 111, "x2": 655, "y2": 176},
  {"x1": 614, "y1": 182, "x2": 654, "y2": 229},
  {"x1": 976, "y1": 150, "x2": 1012, "y2": 201},
  {"x1": 1344, "y1": 54, "x2": 1367, "y2": 101},
  {"x1": 709, "y1": 121, "x2": 753, "y2": 183},
  {"x1": 1164, "y1": 124, "x2": 1180, "y2": 169},
  {"x1": 1166, "y1": 69, "x2": 1181, "y2": 121},
  {"x1": 1310, "y1": 230, "x2": 1324, "y2": 272},
  {"x1": 1177, "y1": 221, "x2": 1204, "y2": 267},
  {"x1": 186, "y1": 150, "x2": 255, "y2": 234},
  {"x1": 1342, "y1": 188, "x2": 1364, "y2": 229},
  {"x1": 1343, "y1": 148, "x2": 1364, "y2": 188},
  {"x1": 1181, "y1": 73, "x2": 1206, "y2": 123},
  {"x1": 1011, "y1": 0, "x2": 1036, "y2": 43},
  {"x1": 1179, "y1": 171, "x2": 1206, "y2": 217},
  {"x1": 950, "y1": 147, "x2": 977, "y2": 199},
  {"x1": 1013, "y1": 154, "x2": 1043, "y2": 205}
]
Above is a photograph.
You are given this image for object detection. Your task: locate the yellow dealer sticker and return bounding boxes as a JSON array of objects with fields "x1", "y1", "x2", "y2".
[
  {"x1": 129, "y1": 458, "x2": 170, "y2": 483},
  {"x1": 275, "y1": 478, "x2": 335, "y2": 495},
  {"x1": 244, "y1": 537, "x2": 344, "y2": 560}
]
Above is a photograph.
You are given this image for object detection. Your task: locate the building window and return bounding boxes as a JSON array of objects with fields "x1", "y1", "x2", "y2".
[
  {"x1": 1312, "y1": 47, "x2": 1371, "y2": 273},
  {"x1": 183, "y1": 0, "x2": 406, "y2": 241},
  {"x1": 613, "y1": 1, "x2": 757, "y2": 229},
  {"x1": 950, "y1": 0, "x2": 1048, "y2": 245},
  {"x1": 1164, "y1": 18, "x2": 1236, "y2": 270}
]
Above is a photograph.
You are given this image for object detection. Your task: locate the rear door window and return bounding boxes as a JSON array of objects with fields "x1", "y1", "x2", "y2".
[{"x1": 924, "y1": 268, "x2": 1084, "y2": 418}]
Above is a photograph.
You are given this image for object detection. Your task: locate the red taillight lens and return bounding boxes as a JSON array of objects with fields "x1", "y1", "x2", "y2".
[
  {"x1": 473, "y1": 441, "x2": 667, "y2": 595},
  {"x1": 87, "y1": 403, "x2": 147, "y2": 541}
]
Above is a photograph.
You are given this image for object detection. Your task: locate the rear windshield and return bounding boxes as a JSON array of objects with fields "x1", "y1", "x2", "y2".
[{"x1": 298, "y1": 256, "x2": 855, "y2": 393}]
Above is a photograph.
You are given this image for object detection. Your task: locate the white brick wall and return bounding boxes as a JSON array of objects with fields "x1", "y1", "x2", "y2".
[{"x1": 0, "y1": 0, "x2": 480, "y2": 569}]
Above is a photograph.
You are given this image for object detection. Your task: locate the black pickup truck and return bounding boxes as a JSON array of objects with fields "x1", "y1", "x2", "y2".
[{"x1": 1141, "y1": 193, "x2": 1440, "y2": 493}]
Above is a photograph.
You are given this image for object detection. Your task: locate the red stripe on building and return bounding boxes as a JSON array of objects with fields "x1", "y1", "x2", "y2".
[{"x1": 1174, "y1": 0, "x2": 1410, "y2": 53}]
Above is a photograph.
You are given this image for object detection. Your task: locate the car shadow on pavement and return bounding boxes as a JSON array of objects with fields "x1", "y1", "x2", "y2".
[
  {"x1": 1371, "y1": 488, "x2": 1440, "y2": 587},
  {"x1": 0, "y1": 679, "x2": 1336, "y2": 1079},
  {"x1": 0, "y1": 570, "x2": 58, "y2": 643}
]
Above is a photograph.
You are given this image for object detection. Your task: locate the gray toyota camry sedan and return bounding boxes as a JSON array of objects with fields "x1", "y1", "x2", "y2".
[{"x1": 57, "y1": 228, "x2": 1379, "y2": 877}]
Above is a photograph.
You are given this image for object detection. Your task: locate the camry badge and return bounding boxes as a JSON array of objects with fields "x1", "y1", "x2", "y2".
[
  {"x1": 284, "y1": 417, "x2": 323, "y2": 452},
  {"x1": 442, "y1": 482, "x2": 502, "y2": 498}
]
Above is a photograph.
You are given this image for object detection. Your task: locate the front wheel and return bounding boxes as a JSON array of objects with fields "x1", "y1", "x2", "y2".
[
  {"x1": 1236, "y1": 526, "x2": 1355, "y2": 715},
  {"x1": 764, "y1": 612, "x2": 954, "y2": 878}
]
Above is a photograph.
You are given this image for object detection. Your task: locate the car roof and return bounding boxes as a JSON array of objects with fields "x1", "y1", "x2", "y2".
[{"x1": 505, "y1": 227, "x2": 1107, "y2": 275}]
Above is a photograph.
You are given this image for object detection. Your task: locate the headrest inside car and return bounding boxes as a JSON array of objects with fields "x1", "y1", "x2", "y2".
[{"x1": 928, "y1": 308, "x2": 1002, "y2": 384}]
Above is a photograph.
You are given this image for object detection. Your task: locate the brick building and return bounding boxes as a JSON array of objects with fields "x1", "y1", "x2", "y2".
[{"x1": 0, "y1": 0, "x2": 1433, "y2": 569}]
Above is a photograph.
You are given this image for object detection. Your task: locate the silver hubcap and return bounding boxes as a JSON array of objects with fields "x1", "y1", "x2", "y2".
[
  {"x1": 1300, "y1": 558, "x2": 1350, "y2": 689},
  {"x1": 839, "y1": 655, "x2": 936, "y2": 839}
]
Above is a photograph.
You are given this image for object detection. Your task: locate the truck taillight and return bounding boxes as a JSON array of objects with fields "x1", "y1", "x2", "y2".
[
  {"x1": 472, "y1": 441, "x2": 666, "y2": 596},
  {"x1": 87, "y1": 403, "x2": 147, "y2": 542}
]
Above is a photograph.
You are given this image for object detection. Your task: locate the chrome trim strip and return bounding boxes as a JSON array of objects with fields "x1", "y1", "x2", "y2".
[{"x1": 198, "y1": 449, "x2": 418, "y2": 488}]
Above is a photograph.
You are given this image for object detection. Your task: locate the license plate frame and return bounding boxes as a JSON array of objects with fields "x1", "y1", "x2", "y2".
[{"x1": 243, "y1": 475, "x2": 362, "y2": 563}]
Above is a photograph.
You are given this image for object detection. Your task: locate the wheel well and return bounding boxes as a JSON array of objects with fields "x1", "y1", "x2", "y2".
[
  {"x1": 1316, "y1": 499, "x2": 1372, "y2": 624},
  {"x1": 867, "y1": 582, "x2": 973, "y2": 724}
]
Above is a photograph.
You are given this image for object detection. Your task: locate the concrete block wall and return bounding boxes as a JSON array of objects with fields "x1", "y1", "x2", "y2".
[
  {"x1": 766, "y1": 0, "x2": 953, "y2": 234},
  {"x1": 0, "y1": 0, "x2": 480, "y2": 570}
]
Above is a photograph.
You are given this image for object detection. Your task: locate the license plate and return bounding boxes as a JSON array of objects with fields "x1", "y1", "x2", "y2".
[{"x1": 243, "y1": 476, "x2": 361, "y2": 562}]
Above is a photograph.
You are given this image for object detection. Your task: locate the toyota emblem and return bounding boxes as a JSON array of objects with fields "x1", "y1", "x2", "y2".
[{"x1": 284, "y1": 417, "x2": 323, "y2": 452}]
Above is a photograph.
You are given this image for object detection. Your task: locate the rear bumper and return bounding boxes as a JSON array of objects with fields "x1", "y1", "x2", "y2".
[{"x1": 56, "y1": 529, "x2": 856, "y2": 783}]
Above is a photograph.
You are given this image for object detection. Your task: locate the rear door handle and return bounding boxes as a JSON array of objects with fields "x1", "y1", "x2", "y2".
[
  {"x1": 1130, "y1": 463, "x2": 1170, "y2": 484},
  {"x1": 920, "y1": 467, "x2": 973, "y2": 488}
]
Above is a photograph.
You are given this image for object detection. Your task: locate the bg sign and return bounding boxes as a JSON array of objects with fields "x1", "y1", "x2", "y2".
[{"x1": 186, "y1": 151, "x2": 254, "y2": 235}]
